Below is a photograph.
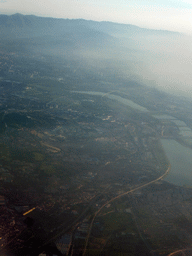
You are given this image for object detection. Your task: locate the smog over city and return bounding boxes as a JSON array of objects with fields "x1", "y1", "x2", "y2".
[{"x1": 1, "y1": 1, "x2": 192, "y2": 256}]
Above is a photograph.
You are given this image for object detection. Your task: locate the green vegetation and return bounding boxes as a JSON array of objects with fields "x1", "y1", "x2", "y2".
[
  {"x1": 153, "y1": 140, "x2": 169, "y2": 170},
  {"x1": 1, "y1": 17, "x2": 192, "y2": 256},
  {"x1": 98, "y1": 212, "x2": 136, "y2": 236},
  {"x1": 33, "y1": 152, "x2": 45, "y2": 161}
]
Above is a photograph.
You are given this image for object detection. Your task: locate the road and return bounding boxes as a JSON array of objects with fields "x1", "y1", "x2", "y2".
[
  {"x1": 82, "y1": 164, "x2": 171, "y2": 256},
  {"x1": 131, "y1": 201, "x2": 154, "y2": 256},
  {"x1": 168, "y1": 248, "x2": 192, "y2": 256}
]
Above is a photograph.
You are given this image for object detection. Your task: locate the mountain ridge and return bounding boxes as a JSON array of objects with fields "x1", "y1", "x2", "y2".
[{"x1": 0, "y1": 13, "x2": 180, "y2": 39}]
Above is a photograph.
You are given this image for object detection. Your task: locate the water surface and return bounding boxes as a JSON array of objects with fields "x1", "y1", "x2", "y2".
[
  {"x1": 72, "y1": 91, "x2": 148, "y2": 112},
  {"x1": 161, "y1": 139, "x2": 192, "y2": 186}
]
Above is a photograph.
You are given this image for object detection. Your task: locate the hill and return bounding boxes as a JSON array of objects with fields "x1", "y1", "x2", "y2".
[{"x1": 0, "y1": 13, "x2": 180, "y2": 39}]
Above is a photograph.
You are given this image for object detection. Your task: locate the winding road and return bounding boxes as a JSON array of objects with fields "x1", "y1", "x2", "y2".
[{"x1": 82, "y1": 164, "x2": 171, "y2": 256}]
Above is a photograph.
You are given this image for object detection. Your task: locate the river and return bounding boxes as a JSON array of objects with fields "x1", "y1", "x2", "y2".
[
  {"x1": 161, "y1": 139, "x2": 192, "y2": 187},
  {"x1": 72, "y1": 91, "x2": 149, "y2": 112},
  {"x1": 72, "y1": 91, "x2": 192, "y2": 187}
]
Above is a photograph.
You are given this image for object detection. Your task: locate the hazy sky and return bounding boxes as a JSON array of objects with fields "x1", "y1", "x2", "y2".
[{"x1": 0, "y1": 0, "x2": 192, "y2": 33}]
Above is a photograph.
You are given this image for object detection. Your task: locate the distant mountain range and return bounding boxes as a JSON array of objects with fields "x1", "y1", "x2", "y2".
[{"x1": 0, "y1": 13, "x2": 180, "y2": 40}]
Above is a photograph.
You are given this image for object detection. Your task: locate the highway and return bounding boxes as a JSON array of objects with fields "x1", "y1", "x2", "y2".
[
  {"x1": 168, "y1": 248, "x2": 192, "y2": 256},
  {"x1": 82, "y1": 164, "x2": 171, "y2": 256}
]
